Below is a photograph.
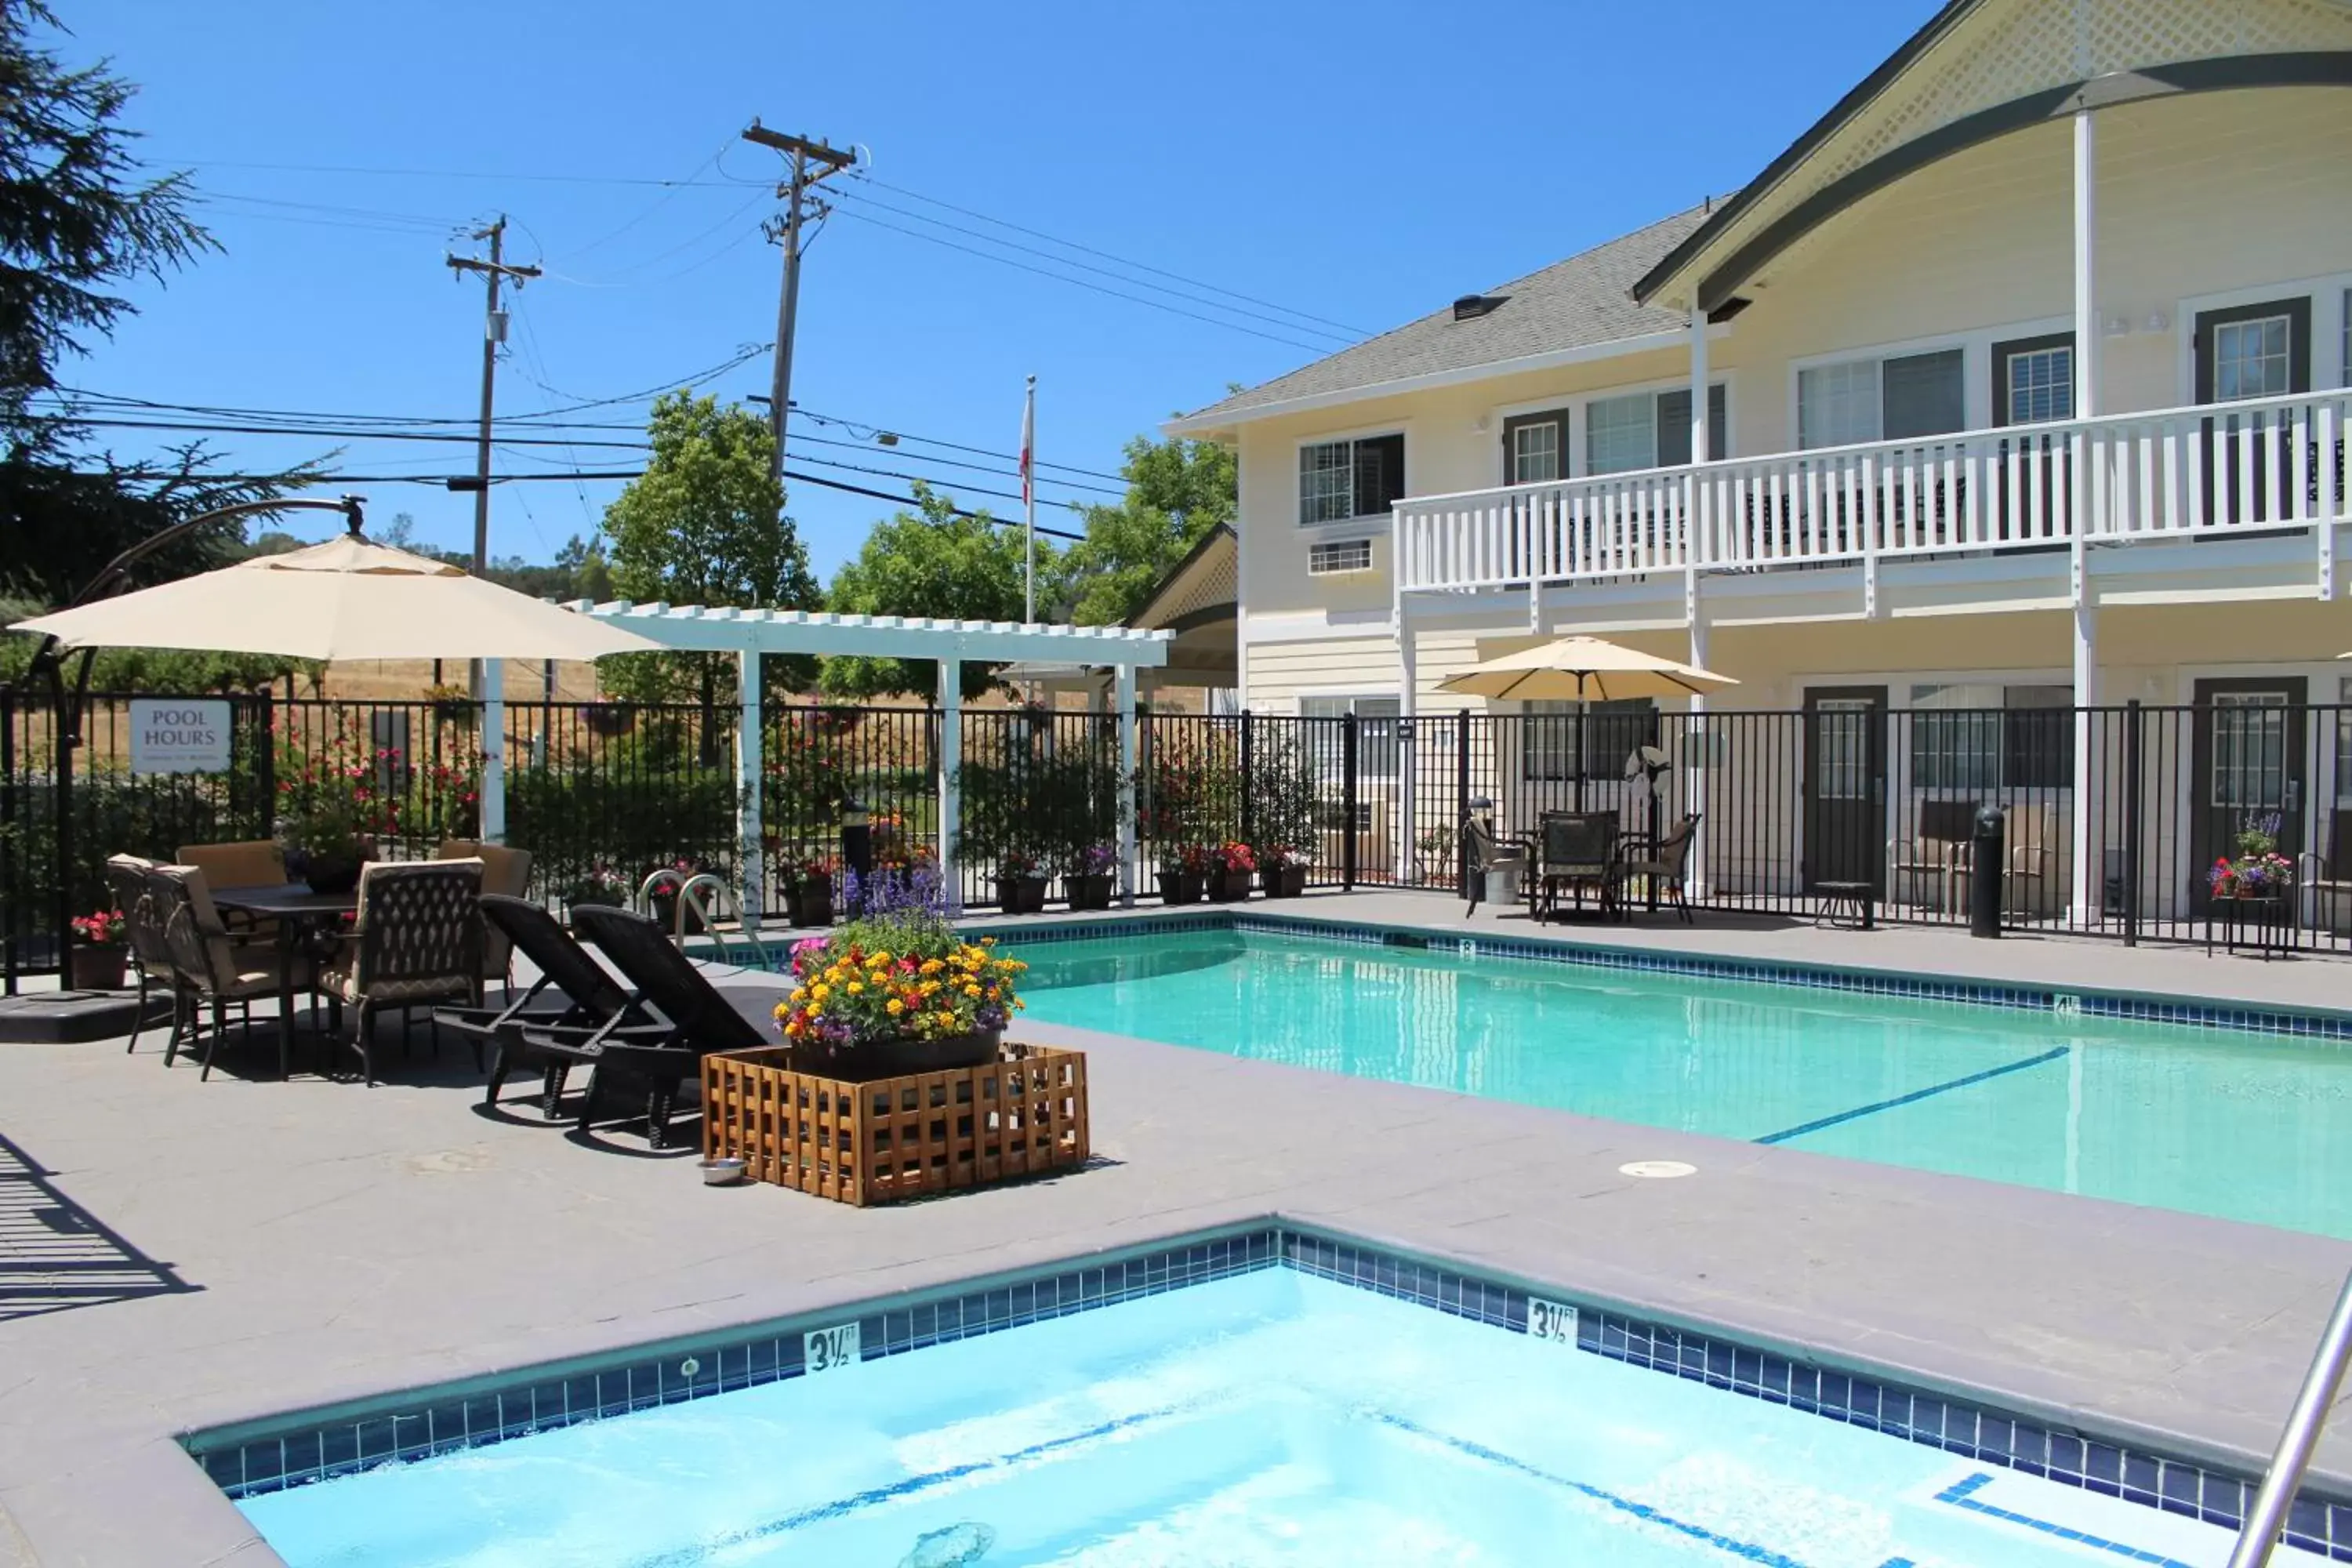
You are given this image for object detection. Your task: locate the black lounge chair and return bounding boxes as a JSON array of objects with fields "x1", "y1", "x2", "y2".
[
  {"x1": 434, "y1": 895, "x2": 662, "y2": 1111},
  {"x1": 542, "y1": 905, "x2": 771, "y2": 1148}
]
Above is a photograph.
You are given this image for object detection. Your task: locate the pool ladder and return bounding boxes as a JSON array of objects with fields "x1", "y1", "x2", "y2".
[
  {"x1": 2227, "y1": 1262, "x2": 2352, "y2": 1566},
  {"x1": 636, "y1": 870, "x2": 763, "y2": 969}
]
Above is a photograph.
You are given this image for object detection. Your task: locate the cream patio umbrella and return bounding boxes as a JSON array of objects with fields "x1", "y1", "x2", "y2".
[
  {"x1": 1438, "y1": 634, "x2": 1738, "y2": 809},
  {"x1": 1436, "y1": 634, "x2": 1737, "y2": 704},
  {"x1": 9, "y1": 528, "x2": 659, "y2": 661}
]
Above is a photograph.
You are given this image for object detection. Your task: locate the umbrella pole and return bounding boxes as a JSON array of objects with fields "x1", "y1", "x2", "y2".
[{"x1": 1574, "y1": 673, "x2": 1587, "y2": 812}]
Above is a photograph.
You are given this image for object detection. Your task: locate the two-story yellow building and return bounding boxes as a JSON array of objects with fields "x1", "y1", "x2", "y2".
[{"x1": 1169, "y1": 0, "x2": 2352, "y2": 934}]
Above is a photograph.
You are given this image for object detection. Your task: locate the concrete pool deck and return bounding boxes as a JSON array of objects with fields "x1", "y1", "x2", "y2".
[{"x1": 3, "y1": 895, "x2": 2352, "y2": 1565}]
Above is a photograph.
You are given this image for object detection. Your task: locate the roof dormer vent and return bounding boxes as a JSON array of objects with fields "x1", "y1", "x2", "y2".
[{"x1": 1452, "y1": 293, "x2": 1502, "y2": 321}]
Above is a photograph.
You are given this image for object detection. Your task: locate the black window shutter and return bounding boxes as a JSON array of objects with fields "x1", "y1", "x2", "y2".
[
  {"x1": 1655, "y1": 384, "x2": 1730, "y2": 466},
  {"x1": 1354, "y1": 434, "x2": 1405, "y2": 516}
]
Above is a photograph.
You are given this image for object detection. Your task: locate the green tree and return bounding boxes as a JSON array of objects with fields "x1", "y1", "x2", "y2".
[
  {"x1": 1061, "y1": 434, "x2": 1236, "y2": 626},
  {"x1": 1, "y1": 4, "x2": 318, "y2": 612},
  {"x1": 598, "y1": 391, "x2": 818, "y2": 707},
  {"x1": 822, "y1": 483, "x2": 1047, "y2": 701}
]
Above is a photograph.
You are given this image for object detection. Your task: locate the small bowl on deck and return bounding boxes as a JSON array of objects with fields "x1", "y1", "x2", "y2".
[{"x1": 699, "y1": 1156, "x2": 747, "y2": 1186}]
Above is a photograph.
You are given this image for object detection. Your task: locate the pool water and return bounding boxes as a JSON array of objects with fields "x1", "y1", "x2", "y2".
[
  {"x1": 241, "y1": 1269, "x2": 2305, "y2": 1567},
  {"x1": 1017, "y1": 928, "x2": 2352, "y2": 1238}
]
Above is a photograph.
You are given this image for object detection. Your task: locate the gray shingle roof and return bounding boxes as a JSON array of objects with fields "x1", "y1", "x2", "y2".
[{"x1": 1178, "y1": 204, "x2": 1713, "y2": 426}]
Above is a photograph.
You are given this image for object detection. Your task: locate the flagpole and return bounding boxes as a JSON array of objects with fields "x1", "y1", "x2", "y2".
[{"x1": 1022, "y1": 374, "x2": 1036, "y2": 623}]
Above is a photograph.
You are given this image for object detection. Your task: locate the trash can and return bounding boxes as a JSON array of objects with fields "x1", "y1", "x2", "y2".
[
  {"x1": 1970, "y1": 804, "x2": 2005, "y2": 938},
  {"x1": 1484, "y1": 864, "x2": 1523, "y2": 909}
]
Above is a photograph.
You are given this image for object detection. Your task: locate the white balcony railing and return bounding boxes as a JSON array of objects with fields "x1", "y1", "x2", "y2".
[{"x1": 1395, "y1": 390, "x2": 2350, "y2": 595}]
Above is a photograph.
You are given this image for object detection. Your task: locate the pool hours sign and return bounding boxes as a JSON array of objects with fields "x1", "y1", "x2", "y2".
[{"x1": 129, "y1": 699, "x2": 232, "y2": 775}]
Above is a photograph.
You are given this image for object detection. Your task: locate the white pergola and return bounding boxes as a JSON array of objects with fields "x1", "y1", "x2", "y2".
[{"x1": 554, "y1": 602, "x2": 1174, "y2": 931}]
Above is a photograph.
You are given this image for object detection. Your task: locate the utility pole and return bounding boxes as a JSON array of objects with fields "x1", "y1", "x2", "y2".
[
  {"x1": 446, "y1": 216, "x2": 541, "y2": 699},
  {"x1": 741, "y1": 122, "x2": 853, "y2": 495}
]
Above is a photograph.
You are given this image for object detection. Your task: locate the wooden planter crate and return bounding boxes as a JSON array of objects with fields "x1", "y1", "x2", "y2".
[{"x1": 702, "y1": 1043, "x2": 1088, "y2": 1207}]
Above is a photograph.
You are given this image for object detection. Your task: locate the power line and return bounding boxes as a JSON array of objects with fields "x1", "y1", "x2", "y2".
[
  {"x1": 848, "y1": 170, "x2": 1369, "y2": 338},
  {"x1": 793, "y1": 405, "x2": 1126, "y2": 482},
  {"x1": 829, "y1": 183, "x2": 1354, "y2": 344},
  {"x1": 830, "y1": 206, "x2": 1333, "y2": 354}
]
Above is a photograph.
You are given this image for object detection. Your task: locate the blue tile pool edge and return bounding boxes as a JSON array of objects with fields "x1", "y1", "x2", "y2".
[
  {"x1": 183, "y1": 1218, "x2": 2352, "y2": 1563},
  {"x1": 931, "y1": 906, "x2": 2352, "y2": 1044}
]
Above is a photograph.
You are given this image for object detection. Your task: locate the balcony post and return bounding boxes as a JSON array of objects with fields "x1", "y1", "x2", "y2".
[
  {"x1": 2071, "y1": 603, "x2": 2098, "y2": 925},
  {"x1": 2070, "y1": 108, "x2": 2100, "y2": 927},
  {"x1": 2072, "y1": 107, "x2": 2100, "y2": 422},
  {"x1": 1687, "y1": 603, "x2": 1710, "y2": 901}
]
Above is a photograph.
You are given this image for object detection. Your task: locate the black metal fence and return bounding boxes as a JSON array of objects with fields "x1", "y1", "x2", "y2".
[{"x1": 12, "y1": 690, "x2": 2352, "y2": 985}]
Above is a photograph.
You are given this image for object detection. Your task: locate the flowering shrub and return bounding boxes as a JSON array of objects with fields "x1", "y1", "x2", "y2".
[
  {"x1": 1257, "y1": 843, "x2": 1307, "y2": 870},
  {"x1": 1164, "y1": 842, "x2": 1214, "y2": 874},
  {"x1": 70, "y1": 908, "x2": 125, "y2": 946},
  {"x1": 1213, "y1": 840, "x2": 1258, "y2": 874},
  {"x1": 564, "y1": 864, "x2": 630, "y2": 907},
  {"x1": 1070, "y1": 843, "x2": 1117, "y2": 876},
  {"x1": 773, "y1": 878, "x2": 1025, "y2": 1048},
  {"x1": 277, "y1": 713, "x2": 478, "y2": 853},
  {"x1": 791, "y1": 853, "x2": 838, "y2": 884},
  {"x1": 995, "y1": 847, "x2": 1043, "y2": 878}
]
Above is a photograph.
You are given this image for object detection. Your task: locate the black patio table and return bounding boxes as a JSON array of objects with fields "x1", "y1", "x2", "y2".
[{"x1": 208, "y1": 884, "x2": 357, "y2": 1076}]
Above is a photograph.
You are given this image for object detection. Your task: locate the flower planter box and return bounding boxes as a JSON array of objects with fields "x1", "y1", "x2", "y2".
[
  {"x1": 1156, "y1": 870, "x2": 1204, "y2": 905},
  {"x1": 68, "y1": 946, "x2": 127, "y2": 990},
  {"x1": 1206, "y1": 866, "x2": 1253, "y2": 902},
  {"x1": 702, "y1": 1042, "x2": 1089, "y2": 1207},
  {"x1": 1065, "y1": 872, "x2": 1115, "y2": 911},
  {"x1": 993, "y1": 874, "x2": 1049, "y2": 914},
  {"x1": 650, "y1": 890, "x2": 707, "y2": 935},
  {"x1": 784, "y1": 876, "x2": 834, "y2": 927},
  {"x1": 1261, "y1": 864, "x2": 1307, "y2": 898}
]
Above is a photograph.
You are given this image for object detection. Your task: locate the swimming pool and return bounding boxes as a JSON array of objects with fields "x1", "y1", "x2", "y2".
[
  {"x1": 237, "y1": 1262, "x2": 2302, "y2": 1567},
  {"x1": 1015, "y1": 924, "x2": 2352, "y2": 1238}
]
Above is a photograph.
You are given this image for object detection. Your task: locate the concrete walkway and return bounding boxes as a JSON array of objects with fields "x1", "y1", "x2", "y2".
[{"x1": 0, "y1": 902, "x2": 2349, "y2": 1564}]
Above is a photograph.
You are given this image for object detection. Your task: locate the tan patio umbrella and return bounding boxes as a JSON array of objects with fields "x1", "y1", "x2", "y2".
[
  {"x1": 1439, "y1": 634, "x2": 1737, "y2": 811},
  {"x1": 9, "y1": 529, "x2": 659, "y2": 661},
  {"x1": 1436, "y1": 634, "x2": 1738, "y2": 703}
]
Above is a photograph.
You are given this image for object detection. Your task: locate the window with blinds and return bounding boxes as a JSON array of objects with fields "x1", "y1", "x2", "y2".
[
  {"x1": 1799, "y1": 349, "x2": 1965, "y2": 448},
  {"x1": 1297, "y1": 434, "x2": 1406, "y2": 525}
]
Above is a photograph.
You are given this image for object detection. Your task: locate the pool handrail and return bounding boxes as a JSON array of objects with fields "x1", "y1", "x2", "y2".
[{"x1": 2227, "y1": 1261, "x2": 2352, "y2": 1566}]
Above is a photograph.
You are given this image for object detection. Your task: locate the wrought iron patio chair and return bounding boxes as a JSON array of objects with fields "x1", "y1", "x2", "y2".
[
  {"x1": 1537, "y1": 811, "x2": 1623, "y2": 923},
  {"x1": 317, "y1": 859, "x2": 485, "y2": 1085},
  {"x1": 436, "y1": 840, "x2": 535, "y2": 993},
  {"x1": 550, "y1": 904, "x2": 770, "y2": 1149},
  {"x1": 144, "y1": 863, "x2": 314, "y2": 1080},
  {"x1": 106, "y1": 854, "x2": 177, "y2": 1054},
  {"x1": 1621, "y1": 812, "x2": 1702, "y2": 924},
  {"x1": 1461, "y1": 813, "x2": 1530, "y2": 918}
]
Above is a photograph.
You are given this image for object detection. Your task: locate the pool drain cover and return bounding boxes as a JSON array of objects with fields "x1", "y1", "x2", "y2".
[{"x1": 1619, "y1": 1160, "x2": 1697, "y2": 1179}]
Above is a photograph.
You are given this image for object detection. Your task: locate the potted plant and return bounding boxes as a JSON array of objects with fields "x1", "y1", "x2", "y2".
[
  {"x1": 1065, "y1": 844, "x2": 1117, "y2": 910},
  {"x1": 1207, "y1": 840, "x2": 1257, "y2": 902},
  {"x1": 2210, "y1": 817, "x2": 2294, "y2": 902},
  {"x1": 772, "y1": 866, "x2": 1026, "y2": 1082},
  {"x1": 1156, "y1": 843, "x2": 1210, "y2": 905},
  {"x1": 789, "y1": 853, "x2": 838, "y2": 927},
  {"x1": 1258, "y1": 844, "x2": 1309, "y2": 898},
  {"x1": 993, "y1": 848, "x2": 1050, "y2": 915},
  {"x1": 648, "y1": 858, "x2": 707, "y2": 934},
  {"x1": 424, "y1": 681, "x2": 477, "y2": 730},
  {"x1": 277, "y1": 719, "x2": 390, "y2": 892},
  {"x1": 564, "y1": 863, "x2": 630, "y2": 921},
  {"x1": 67, "y1": 908, "x2": 127, "y2": 990}
]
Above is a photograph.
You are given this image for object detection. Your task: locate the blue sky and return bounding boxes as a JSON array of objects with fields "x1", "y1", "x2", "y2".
[{"x1": 58, "y1": 0, "x2": 1927, "y2": 579}]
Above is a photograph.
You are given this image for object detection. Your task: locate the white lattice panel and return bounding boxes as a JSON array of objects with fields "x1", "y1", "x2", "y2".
[{"x1": 1658, "y1": 0, "x2": 2352, "y2": 304}]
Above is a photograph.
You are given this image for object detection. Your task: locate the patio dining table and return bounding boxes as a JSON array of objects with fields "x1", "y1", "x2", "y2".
[{"x1": 209, "y1": 884, "x2": 357, "y2": 1076}]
